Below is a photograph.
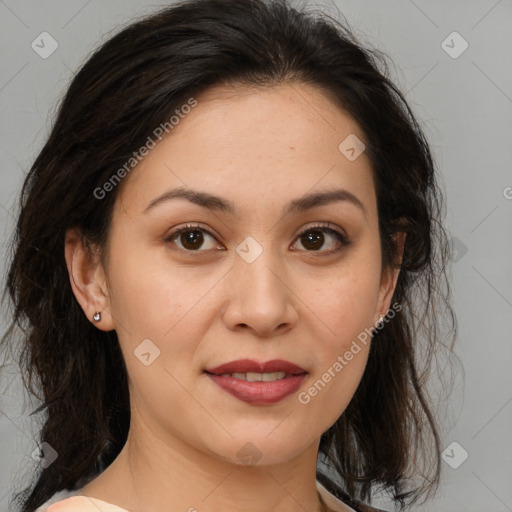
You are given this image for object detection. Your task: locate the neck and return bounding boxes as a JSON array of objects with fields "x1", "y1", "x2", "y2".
[{"x1": 81, "y1": 421, "x2": 326, "y2": 512}]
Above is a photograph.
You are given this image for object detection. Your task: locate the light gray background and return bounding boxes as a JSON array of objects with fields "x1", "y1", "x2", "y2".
[{"x1": 1, "y1": 1, "x2": 511, "y2": 511}]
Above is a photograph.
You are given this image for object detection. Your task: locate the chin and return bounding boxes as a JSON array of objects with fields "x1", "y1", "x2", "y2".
[{"x1": 204, "y1": 433, "x2": 309, "y2": 468}]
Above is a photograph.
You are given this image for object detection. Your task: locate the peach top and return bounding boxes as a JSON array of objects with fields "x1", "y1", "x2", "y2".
[{"x1": 35, "y1": 480, "x2": 358, "y2": 512}]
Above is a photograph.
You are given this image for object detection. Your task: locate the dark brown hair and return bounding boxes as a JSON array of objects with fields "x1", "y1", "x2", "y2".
[{"x1": 1, "y1": 0, "x2": 456, "y2": 510}]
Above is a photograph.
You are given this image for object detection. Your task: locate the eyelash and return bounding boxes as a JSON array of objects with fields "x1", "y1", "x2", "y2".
[{"x1": 164, "y1": 222, "x2": 350, "y2": 256}]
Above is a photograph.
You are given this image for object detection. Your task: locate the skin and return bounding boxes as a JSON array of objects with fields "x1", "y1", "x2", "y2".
[{"x1": 65, "y1": 82, "x2": 405, "y2": 512}]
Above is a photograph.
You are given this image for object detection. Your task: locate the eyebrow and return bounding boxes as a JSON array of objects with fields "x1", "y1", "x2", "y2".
[{"x1": 143, "y1": 186, "x2": 366, "y2": 218}]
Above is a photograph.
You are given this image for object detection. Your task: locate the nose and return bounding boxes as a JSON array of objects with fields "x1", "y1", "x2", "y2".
[{"x1": 221, "y1": 241, "x2": 298, "y2": 337}]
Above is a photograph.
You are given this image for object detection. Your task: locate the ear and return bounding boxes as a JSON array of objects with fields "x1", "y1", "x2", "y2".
[
  {"x1": 375, "y1": 231, "x2": 406, "y2": 322},
  {"x1": 64, "y1": 227, "x2": 116, "y2": 331}
]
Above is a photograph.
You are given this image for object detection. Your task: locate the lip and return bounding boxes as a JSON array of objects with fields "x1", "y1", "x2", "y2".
[
  {"x1": 204, "y1": 359, "x2": 308, "y2": 405},
  {"x1": 204, "y1": 358, "x2": 307, "y2": 375}
]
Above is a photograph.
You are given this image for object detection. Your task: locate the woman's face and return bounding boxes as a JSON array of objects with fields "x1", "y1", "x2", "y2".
[{"x1": 81, "y1": 82, "x2": 401, "y2": 466}]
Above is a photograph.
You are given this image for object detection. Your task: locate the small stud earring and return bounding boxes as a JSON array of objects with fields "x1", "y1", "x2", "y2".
[
  {"x1": 373, "y1": 314, "x2": 384, "y2": 336},
  {"x1": 93, "y1": 311, "x2": 101, "y2": 322}
]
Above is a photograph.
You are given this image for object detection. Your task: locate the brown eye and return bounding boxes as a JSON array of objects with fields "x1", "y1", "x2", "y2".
[
  {"x1": 166, "y1": 224, "x2": 220, "y2": 252},
  {"x1": 179, "y1": 229, "x2": 205, "y2": 250},
  {"x1": 292, "y1": 224, "x2": 349, "y2": 254},
  {"x1": 299, "y1": 229, "x2": 325, "y2": 251}
]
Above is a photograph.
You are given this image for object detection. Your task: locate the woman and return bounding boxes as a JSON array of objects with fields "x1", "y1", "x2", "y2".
[{"x1": 1, "y1": 0, "x2": 456, "y2": 511}]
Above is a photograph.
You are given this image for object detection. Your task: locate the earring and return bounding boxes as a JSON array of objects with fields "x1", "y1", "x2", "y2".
[{"x1": 93, "y1": 311, "x2": 101, "y2": 322}]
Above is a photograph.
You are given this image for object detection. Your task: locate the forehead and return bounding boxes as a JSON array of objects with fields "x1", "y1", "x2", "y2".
[{"x1": 116, "y1": 81, "x2": 375, "y2": 218}]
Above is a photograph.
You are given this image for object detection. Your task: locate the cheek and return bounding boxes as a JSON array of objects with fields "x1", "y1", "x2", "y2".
[
  {"x1": 297, "y1": 321, "x2": 371, "y2": 434},
  {"x1": 106, "y1": 239, "x2": 204, "y2": 337},
  {"x1": 106, "y1": 244, "x2": 221, "y2": 388},
  {"x1": 300, "y1": 287, "x2": 374, "y2": 429},
  {"x1": 311, "y1": 261, "x2": 381, "y2": 342},
  {"x1": 297, "y1": 261, "x2": 379, "y2": 421}
]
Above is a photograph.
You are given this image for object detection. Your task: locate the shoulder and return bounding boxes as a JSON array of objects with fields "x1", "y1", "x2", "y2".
[
  {"x1": 47, "y1": 496, "x2": 129, "y2": 512},
  {"x1": 35, "y1": 491, "x2": 129, "y2": 512},
  {"x1": 350, "y1": 501, "x2": 390, "y2": 512},
  {"x1": 34, "y1": 490, "x2": 77, "y2": 512},
  {"x1": 316, "y1": 474, "x2": 390, "y2": 512}
]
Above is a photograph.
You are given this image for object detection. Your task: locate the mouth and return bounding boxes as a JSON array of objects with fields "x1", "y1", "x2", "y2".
[
  {"x1": 204, "y1": 358, "x2": 308, "y2": 376},
  {"x1": 203, "y1": 359, "x2": 308, "y2": 404},
  {"x1": 204, "y1": 370, "x2": 302, "y2": 382}
]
